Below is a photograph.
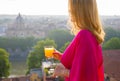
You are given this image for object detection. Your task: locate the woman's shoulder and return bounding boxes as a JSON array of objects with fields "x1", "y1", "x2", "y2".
[
  {"x1": 77, "y1": 29, "x2": 98, "y2": 45},
  {"x1": 77, "y1": 29, "x2": 93, "y2": 37}
]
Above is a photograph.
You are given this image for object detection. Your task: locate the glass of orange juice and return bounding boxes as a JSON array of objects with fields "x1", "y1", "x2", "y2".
[{"x1": 44, "y1": 46, "x2": 54, "y2": 58}]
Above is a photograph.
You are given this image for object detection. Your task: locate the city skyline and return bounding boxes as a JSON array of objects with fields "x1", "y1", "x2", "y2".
[{"x1": 0, "y1": 0, "x2": 120, "y2": 16}]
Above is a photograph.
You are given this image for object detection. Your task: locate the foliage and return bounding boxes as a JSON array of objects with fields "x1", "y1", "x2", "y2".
[
  {"x1": 0, "y1": 48, "x2": 11, "y2": 78},
  {"x1": 0, "y1": 37, "x2": 40, "y2": 61},
  {"x1": 104, "y1": 27, "x2": 120, "y2": 42},
  {"x1": 103, "y1": 37, "x2": 120, "y2": 50},
  {"x1": 26, "y1": 39, "x2": 57, "y2": 74},
  {"x1": 0, "y1": 36, "x2": 38, "y2": 51},
  {"x1": 59, "y1": 42, "x2": 70, "y2": 53},
  {"x1": 47, "y1": 29, "x2": 74, "y2": 49}
]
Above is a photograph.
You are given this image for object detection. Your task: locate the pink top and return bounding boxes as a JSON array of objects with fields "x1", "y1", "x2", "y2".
[{"x1": 60, "y1": 30, "x2": 104, "y2": 81}]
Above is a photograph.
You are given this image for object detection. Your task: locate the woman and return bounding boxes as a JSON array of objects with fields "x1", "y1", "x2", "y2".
[{"x1": 53, "y1": 0, "x2": 105, "y2": 81}]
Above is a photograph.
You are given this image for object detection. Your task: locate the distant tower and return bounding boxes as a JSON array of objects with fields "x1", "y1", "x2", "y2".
[
  {"x1": 6, "y1": 13, "x2": 26, "y2": 37},
  {"x1": 14, "y1": 13, "x2": 25, "y2": 29}
]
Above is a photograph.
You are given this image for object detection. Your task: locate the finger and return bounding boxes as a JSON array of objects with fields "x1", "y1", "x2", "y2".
[
  {"x1": 53, "y1": 51, "x2": 59, "y2": 54},
  {"x1": 53, "y1": 54, "x2": 58, "y2": 59},
  {"x1": 53, "y1": 53, "x2": 59, "y2": 59}
]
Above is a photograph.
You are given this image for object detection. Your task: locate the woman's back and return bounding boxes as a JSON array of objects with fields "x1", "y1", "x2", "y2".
[{"x1": 61, "y1": 30, "x2": 104, "y2": 81}]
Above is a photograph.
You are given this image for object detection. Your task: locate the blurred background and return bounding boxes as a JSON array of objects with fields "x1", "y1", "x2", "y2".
[{"x1": 0, "y1": 0, "x2": 120, "y2": 81}]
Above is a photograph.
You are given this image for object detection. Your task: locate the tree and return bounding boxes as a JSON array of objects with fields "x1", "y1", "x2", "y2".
[
  {"x1": 47, "y1": 29, "x2": 74, "y2": 49},
  {"x1": 0, "y1": 48, "x2": 11, "y2": 78},
  {"x1": 103, "y1": 37, "x2": 120, "y2": 50},
  {"x1": 104, "y1": 27, "x2": 120, "y2": 42},
  {"x1": 0, "y1": 36, "x2": 37, "y2": 51},
  {"x1": 26, "y1": 39, "x2": 57, "y2": 74},
  {"x1": 59, "y1": 42, "x2": 70, "y2": 53}
]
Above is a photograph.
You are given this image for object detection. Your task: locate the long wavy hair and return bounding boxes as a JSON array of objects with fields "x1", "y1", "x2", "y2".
[{"x1": 68, "y1": 0, "x2": 105, "y2": 44}]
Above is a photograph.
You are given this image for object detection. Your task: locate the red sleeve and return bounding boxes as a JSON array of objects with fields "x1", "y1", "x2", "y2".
[{"x1": 60, "y1": 31, "x2": 80, "y2": 69}]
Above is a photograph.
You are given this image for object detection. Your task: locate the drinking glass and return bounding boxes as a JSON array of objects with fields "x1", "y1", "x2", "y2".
[{"x1": 44, "y1": 46, "x2": 54, "y2": 58}]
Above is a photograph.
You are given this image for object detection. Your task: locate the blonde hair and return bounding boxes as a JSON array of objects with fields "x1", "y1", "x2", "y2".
[{"x1": 68, "y1": 0, "x2": 105, "y2": 44}]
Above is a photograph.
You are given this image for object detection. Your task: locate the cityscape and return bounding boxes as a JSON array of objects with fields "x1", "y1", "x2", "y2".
[{"x1": 0, "y1": 14, "x2": 120, "y2": 38}]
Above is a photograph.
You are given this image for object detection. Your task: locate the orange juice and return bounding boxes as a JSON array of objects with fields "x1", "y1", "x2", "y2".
[{"x1": 44, "y1": 46, "x2": 54, "y2": 58}]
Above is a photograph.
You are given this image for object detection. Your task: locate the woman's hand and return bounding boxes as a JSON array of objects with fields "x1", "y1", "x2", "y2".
[
  {"x1": 53, "y1": 63, "x2": 69, "y2": 77},
  {"x1": 53, "y1": 49, "x2": 62, "y2": 60}
]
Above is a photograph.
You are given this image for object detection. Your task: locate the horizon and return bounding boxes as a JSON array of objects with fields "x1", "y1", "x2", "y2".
[{"x1": 0, "y1": 14, "x2": 120, "y2": 17}]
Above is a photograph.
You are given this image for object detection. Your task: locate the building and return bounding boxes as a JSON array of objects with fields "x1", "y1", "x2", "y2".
[
  {"x1": 5, "y1": 13, "x2": 45, "y2": 38},
  {"x1": 6, "y1": 13, "x2": 26, "y2": 37}
]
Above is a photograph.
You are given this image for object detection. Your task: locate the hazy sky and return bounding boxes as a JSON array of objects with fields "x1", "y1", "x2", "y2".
[{"x1": 0, "y1": 0, "x2": 120, "y2": 15}]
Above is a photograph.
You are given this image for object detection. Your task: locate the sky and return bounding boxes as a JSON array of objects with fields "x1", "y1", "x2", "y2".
[{"x1": 0, "y1": 0, "x2": 120, "y2": 16}]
